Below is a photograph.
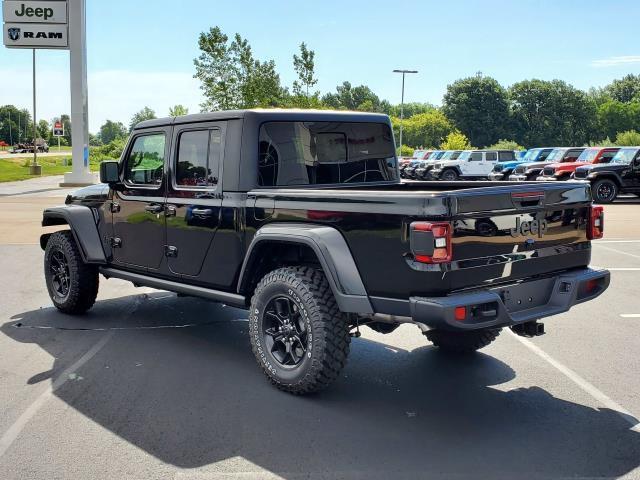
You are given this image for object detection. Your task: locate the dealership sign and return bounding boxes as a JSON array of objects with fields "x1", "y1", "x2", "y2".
[{"x1": 2, "y1": 1, "x2": 68, "y2": 49}]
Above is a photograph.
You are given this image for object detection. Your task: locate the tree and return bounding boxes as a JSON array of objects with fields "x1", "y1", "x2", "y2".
[
  {"x1": 37, "y1": 119, "x2": 50, "y2": 141},
  {"x1": 440, "y1": 131, "x2": 472, "y2": 150},
  {"x1": 398, "y1": 145, "x2": 414, "y2": 157},
  {"x1": 596, "y1": 100, "x2": 640, "y2": 141},
  {"x1": 615, "y1": 130, "x2": 640, "y2": 146},
  {"x1": 169, "y1": 105, "x2": 189, "y2": 117},
  {"x1": 509, "y1": 79, "x2": 597, "y2": 147},
  {"x1": 604, "y1": 74, "x2": 640, "y2": 103},
  {"x1": 401, "y1": 110, "x2": 454, "y2": 148},
  {"x1": 194, "y1": 26, "x2": 284, "y2": 111},
  {"x1": 99, "y1": 120, "x2": 128, "y2": 144},
  {"x1": 322, "y1": 82, "x2": 386, "y2": 112},
  {"x1": 442, "y1": 75, "x2": 509, "y2": 148},
  {"x1": 488, "y1": 139, "x2": 524, "y2": 150},
  {"x1": 129, "y1": 107, "x2": 156, "y2": 132},
  {"x1": 0, "y1": 105, "x2": 32, "y2": 144},
  {"x1": 293, "y1": 42, "x2": 317, "y2": 97},
  {"x1": 387, "y1": 102, "x2": 435, "y2": 118},
  {"x1": 60, "y1": 114, "x2": 72, "y2": 145}
]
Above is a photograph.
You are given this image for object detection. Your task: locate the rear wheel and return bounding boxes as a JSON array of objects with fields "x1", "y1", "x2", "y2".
[
  {"x1": 44, "y1": 231, "x2": 99, "y2": 314},
  {"x1": 426, "y1": 328, "x2": 501, "y2": 353},
  {"x1": 592, "y1": 179, "x2": 618, "y2": 204},
  {"x1": 249, "y1": 266, "x2": 350, "y2": 394},
  {"x1": 441, "y1": 169, "x2": 459, "y2": 181}
]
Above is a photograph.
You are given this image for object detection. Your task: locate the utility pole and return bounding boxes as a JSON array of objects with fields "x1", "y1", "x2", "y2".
[
  {"x1": 392, "y1": 69, "x2": 418, "y2": 153},
  {"x1": 8, "y1": 109, "x2": 12, "y2": 146},
  {"x1": 30, "y1": 49, "x2": 41, "y2": 175}
]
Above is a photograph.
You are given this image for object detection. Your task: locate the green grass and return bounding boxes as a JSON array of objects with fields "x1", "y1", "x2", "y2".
[{"x1": 0, "y1": 157, "x2": 99, "y2": 183}]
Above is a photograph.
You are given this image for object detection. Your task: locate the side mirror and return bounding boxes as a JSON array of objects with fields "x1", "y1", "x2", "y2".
[{"x1": 100, "y1": 161, "x2": 120, "y2": 184}]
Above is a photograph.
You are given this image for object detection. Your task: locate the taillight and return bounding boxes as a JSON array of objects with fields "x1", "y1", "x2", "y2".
[
  {"x1": 410, "y1": 221, "x2": 453, "y2": 264},
  {"x1": 588, "y1": 206, "x2": 604, "y2": 240}
]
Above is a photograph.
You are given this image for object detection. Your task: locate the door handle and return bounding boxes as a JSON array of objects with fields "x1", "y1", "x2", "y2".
[
  {"x1": 191, "y1": 208, "x2": 213, "y2": 218},
  {"x1": 145, "y1": 204, "x2": 163, "y2": 213}
]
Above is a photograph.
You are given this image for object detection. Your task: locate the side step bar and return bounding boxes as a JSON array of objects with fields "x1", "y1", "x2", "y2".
[{"x1": 99, "y1": 267, "x2": 247, "y2": 309}]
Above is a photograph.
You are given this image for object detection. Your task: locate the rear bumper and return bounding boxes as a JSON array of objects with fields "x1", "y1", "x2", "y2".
[
  {"x1": 488, "y1": 172, "x2": 506, "y2": 181},
  {"x1": 408, "y1": 267, "x2": 609, "y2": 331},
  {"x1": 536, "y1": 175, "x2": 557, "y2": 181}
]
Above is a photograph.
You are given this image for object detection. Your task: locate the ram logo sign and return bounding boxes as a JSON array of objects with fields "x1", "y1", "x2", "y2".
[{"x1": 3, "y1": 23, "x2": 68, "y2": 48}]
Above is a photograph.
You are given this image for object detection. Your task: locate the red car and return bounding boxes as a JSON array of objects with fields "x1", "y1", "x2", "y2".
[{"x1": 536, "y1": 147, "x2": 620, "y2": 181}]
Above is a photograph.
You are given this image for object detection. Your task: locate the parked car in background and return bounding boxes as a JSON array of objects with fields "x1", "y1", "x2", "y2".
[
  {"x1": 574, "y1": 146, "x2": 640, "y2": 203},
  {"x1": 10, "y1": 139, "x2": 50, "y2": 154},
  {"x1": 509, "y1": 147, "x2": 584, "y2": 181},
  {"x1": 399, "y1": 150, "x2": 432, "y2": 178},
  {"x1": 402, "y1": 160, "x2": 424, "y2": 179},
  {"x1": 415, "y1": 150, "x2": 462, "y2": 180},
  {"x1": 488, "y1": 148, "x2": 554, "y2": 181},
  {"x1": 432, "y1": 150, "x2": 516, "y2": 181},
  {"x1": 537, "y1": 147, "x2": 620, "y2": 182}
]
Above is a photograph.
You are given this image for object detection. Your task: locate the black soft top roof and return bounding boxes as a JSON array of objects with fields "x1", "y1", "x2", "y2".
[{"x1": 134, "y1": 108, "x2": 390, "y2": 130}]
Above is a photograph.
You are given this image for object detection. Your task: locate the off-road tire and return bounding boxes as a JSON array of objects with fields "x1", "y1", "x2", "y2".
[
  {"x1": 249, "y1": 266, "x2": 350, "y2": 394},
  {"x1": 592, "y1": 179, "x2": 618, "y2": 204},
  {"x1": 426, "y1": 328, "x2": 501, "y2": 353},
  {"x1": 44, "y1": 231, "x2": 99, "y2": 314},
  {"x1": 441, "y1": 169, "x2": 459, "y2": 181}
]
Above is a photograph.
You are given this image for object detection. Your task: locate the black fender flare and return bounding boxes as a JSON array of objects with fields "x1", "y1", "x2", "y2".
[
  {"x1": 238, "y1": 223, "x2": 373, "y2": 314},
  {"x1": 41, "y1": 205, "x2": 107, "y2": 264},
  {"x1": 589, "y1": 171, "x2": 623, "y2": 186}
]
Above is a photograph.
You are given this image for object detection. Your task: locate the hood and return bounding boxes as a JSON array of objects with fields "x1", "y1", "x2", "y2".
[
  {"x1": 65, "y1": 183, "x2": 110, "y2": 206},
  {"x1": 549, "y1": 161, "x2": 587, "y2": 172},
  {"x1": 579, "y1": 162, "x2": 626, "y2": 174},
  {"x1": 494, "y1": 160, "x2": 524, "y2": 170}
]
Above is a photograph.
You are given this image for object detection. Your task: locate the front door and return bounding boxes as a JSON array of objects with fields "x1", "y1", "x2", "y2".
[
  {"x1": 112, "y1": 129, "x2": 170, "y2": 270},
  {"x1": 164, "y1": 123, "x2": 224, "y2": 277},
  {"x1": 463, "y1": 151, "x2": 484, "y2": 176}
]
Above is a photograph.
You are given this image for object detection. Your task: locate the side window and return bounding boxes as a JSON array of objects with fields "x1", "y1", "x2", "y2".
[
  {"x1": 498, "y1": 151, "x2": 514, "y2": 161},
  {"x1": 600, "y1": 151, "x2": 616, "y2": 162},
  {"x1": 469, "y1": 152, "x2": 483, "y2": 162},
  {"x1": 124, "y1": 134, "x2": 166, "y2": 186},
  {"x1": 175, "y1": 129, "x2": 220, "y2": 188},
  {"x1": 539, "y1": 150, "x2": 552, "y2": 161},
  {"x1": 565, "y1": 149, "x2": 582, "y2": 162},
  {"x1": 485, "y1": 152, "x2": 498, "y2": 161}
]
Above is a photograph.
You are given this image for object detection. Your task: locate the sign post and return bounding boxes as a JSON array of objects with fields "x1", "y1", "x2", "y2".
[
  {"x1": 3, "y1": 0, "x2": 93, "y2": 185},
  {"x1": 52, "y1": 118, "x2": 63, "y2": 154}
]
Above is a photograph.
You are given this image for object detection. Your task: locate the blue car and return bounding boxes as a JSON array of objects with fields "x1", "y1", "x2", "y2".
[{"x1": 488, "y1": 148, "x2": 554, "y2": 181}]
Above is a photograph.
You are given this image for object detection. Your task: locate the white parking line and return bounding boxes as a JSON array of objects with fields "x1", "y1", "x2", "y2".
[
  {"x1": 0, "y1": 331, "x2": 114, "y2": 458},
  {"x1": 509, "y1": 331, "x2": 640, "y2": 433},
  {"x1": 620, "y1": 314, "x2": 640, "y2": 318},
  {"x1": 595, "y1": 240, "x2": 640, "y2": 244},
  {"x1": 595, "y1": 244, "x2": 640, "y2": 260}
]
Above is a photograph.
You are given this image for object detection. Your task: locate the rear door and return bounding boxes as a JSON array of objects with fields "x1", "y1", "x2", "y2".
[{"x1": 164, "y1": 122, "x2": 225, "y2": 277}]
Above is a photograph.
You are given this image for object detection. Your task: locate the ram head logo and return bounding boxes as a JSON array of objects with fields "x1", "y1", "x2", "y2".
[{"x1": 8, "y1": 28, "x2": 21, "y2": 41}]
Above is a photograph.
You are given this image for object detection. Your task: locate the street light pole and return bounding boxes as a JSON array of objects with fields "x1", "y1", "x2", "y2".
[
  {"x1": 30, "y1": 48, "x2": 41, "y2": 175},
  {"x1": 393, "y1": 69, "x2": 418, "y2": 154}
]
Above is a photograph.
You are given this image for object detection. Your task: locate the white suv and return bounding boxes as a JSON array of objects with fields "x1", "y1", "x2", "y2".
[{"x1": 431, "y1": 150, "x2": 516, "y2": 181}]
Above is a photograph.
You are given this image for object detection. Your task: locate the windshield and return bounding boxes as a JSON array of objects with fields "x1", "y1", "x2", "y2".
[
  {"x1": 522, "y1": 149, "x2": 541, "y2": 162},
  {"x1": 440, "y1": 151, "x2": 459, "y2": 160},
  {"x1": 413, "y1": 150, "x2": 428, "y2": 159},
  {"x1": 544, "y1": 149, "x2": 565, "y2": 162},
  {"x1": 457, "y1": 151, "x2": 472, "y2": 161},
  {"x1": 577, "y1": 148, "x2": 599, "y2": 163},
  {"x1": 611, "y1": 148, "x2": 639, "y2": 164}
]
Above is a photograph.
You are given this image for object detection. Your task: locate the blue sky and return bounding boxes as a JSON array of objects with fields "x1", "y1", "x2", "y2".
[{"x1": 1, "y1": 0, "x2": 639, "y2": 132}]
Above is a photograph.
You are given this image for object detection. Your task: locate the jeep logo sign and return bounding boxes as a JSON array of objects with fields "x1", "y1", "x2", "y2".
[
  {"x1": 2, "y1": 1, "x2": 67, "y2": 24},
  {"x1": 510, "y1": 217, "x2": 548, "y2": 238},
  {"x1": 3, "y1": 22, "x2": 68, "y2": 48}
]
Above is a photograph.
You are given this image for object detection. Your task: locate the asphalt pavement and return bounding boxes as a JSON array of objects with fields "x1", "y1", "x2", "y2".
[{"x1": 1, "y1": 177, "x2": 639, "y2": 479}]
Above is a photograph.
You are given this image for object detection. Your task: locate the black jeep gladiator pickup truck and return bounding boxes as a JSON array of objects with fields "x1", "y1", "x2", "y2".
[{"x1": 41, "y1": 109, "x2": 609, "y2": 394}]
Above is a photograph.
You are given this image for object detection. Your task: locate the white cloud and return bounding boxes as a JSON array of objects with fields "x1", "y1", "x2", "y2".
[
  {"x1": 591, "y1": 55, "x2": 640, "y2": 68},
  {"x1": 0, "y1": 67, "x2": 204, "y2": 132}
]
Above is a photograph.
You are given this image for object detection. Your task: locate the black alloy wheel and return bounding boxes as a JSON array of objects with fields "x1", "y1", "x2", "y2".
[
  {"x1": 262, "y1": 295, "x2": 309, "y2": 367},
  {"x1": 49, "y1": 249, "x2": 71, "y2": 299}
]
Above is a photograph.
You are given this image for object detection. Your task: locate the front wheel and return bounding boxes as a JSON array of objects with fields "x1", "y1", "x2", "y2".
[
  {"x1": 249, "y1": 266, "x2": 350, "y2": 394},
  {"x1": 441, "y1": 169, "x2": 459, "y2": 181},
  {"x1": 44, "y1": 231, "x2": 99, "y2": 314},
  {"x1": 426, "y1": 328, "x2": 501, "y2": 353},
  {"x1": 592, "y1": 179, "x2": 618, "y2": 204}
]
